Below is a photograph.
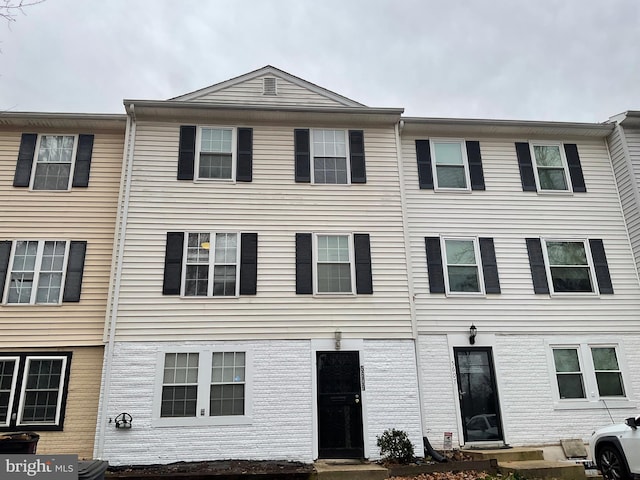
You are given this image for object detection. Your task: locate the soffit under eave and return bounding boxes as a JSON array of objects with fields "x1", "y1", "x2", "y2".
[
  {"x1": 400, "y1": 119, "x2": 613, "y2": 139},
  {"x1": 128, "y1": 104, "x2": 403, "y2": 126}
]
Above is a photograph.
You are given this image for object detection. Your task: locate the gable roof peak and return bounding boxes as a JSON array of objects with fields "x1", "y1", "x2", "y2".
[{"x1": 170, "y1": 65, "x2": 367, "y2": 108}]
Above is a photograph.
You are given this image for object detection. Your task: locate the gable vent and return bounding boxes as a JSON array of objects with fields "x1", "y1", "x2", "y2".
[{"x1": 263, "y1": 77, "x2": 277, "y2": 95}]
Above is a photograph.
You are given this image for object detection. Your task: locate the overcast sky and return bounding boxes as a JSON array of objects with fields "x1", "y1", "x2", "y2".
[{"x1": 1, "y1": 0, "x2": 638, "y2": 122}]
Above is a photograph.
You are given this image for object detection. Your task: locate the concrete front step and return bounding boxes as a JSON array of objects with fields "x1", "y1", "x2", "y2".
[
  {"x1": 465, "y1": 447, "x2": 545, "y2": 462},
  {"x1": 499, "y1": 460, "x2": 587, "y2": 480},
  {"x1": 314, "y1": 461, "x2": 388, "y2": 480}
]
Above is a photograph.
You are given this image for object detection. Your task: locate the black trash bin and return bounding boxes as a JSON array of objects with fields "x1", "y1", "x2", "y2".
[
  {"x1": 78, "y1": 460, "x2": 109, "y2": 480},
  {"x1": 0, "y1": 432, "x2": 39, "y2": 453}
]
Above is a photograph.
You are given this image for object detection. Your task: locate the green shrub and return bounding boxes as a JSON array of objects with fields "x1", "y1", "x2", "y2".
[{"x1": 376, "y1": 428, "x2": 415, "y2": 464}]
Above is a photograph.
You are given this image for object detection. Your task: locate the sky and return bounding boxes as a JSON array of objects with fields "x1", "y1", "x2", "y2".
[{"x1": 0, "y1": 0, "x2": 638, "y2": 122}]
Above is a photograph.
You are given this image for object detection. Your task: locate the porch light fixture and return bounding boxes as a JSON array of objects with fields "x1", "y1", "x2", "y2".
[
  {"x1": 335, "y1": 330, "x2": 342, "y2": 350},
  {"x1": 115, "y1": 412, "x2": 133, "y2": 429},
  {"x1": 469, "y1": 324, "x2": 477, "y2": 345}
]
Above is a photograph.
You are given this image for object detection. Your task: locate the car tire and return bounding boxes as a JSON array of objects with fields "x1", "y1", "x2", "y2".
[{"x1": 598, "y1": 445, "x2": 630, "y2": 480}]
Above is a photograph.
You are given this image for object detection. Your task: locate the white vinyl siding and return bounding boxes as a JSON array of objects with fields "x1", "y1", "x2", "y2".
[
  {"x1": 0, "y1": 129, "x2": 124, "y2": 347},
  {"x1": 402, "y1": 133, "x2": 640, "y2": 334},
  {"x1": 113, "y1": 121, "x2": 411, "y2": 341}
]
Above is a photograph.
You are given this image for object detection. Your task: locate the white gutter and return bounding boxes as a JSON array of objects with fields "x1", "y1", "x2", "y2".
[
  {"x1": 394, "y1": 120, "x2": 427, "y2": 445},
  {"x1": 95, "y1": 104, "x2": 137, "y2": 459}
]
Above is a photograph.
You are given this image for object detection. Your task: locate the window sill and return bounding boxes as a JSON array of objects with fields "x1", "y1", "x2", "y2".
[
  {"x1": 193, "y1": 178, "x2": 236, "y2": 184},
  {"x1": 445, "y1": 292, "x2": 486, "y2": 298},
  {"x1": 434, "y1": 188, "x2": 473, "y2": 193},
  {"x1": 2, "y1": 302, "x2": 63, "y2": 306},
  {"x1": 548, "y1": 292, "x2": 599, "y2": 298},
  {"x1": 178, "y1": 295, "x2": 241, "y2": 299},
  {"x1": 536, "y1": 190, "x2": 574, "y2": 195},
  {"x1": 313, "y1": 292, "x2": 357, "y2": 298},
  {"x1": 553, "y1": 399, "x2": 635, "y2": 410},
  {"x1": 152, "y1": 416, "x2": 252, "y2": 427}
]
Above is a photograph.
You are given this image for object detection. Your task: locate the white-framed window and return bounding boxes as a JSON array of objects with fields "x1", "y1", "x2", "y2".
[
  {"x1": 542, "y1": 239, "x2": 596, "y2": 294},
  {"x1": 442, "y1": 237, "x2": 483, "y2": 294},
  {"x1": 0, "y1": 354, "x2": 71, "y2": 430},
  {"x1": 196, "y1": 127, "x2": 236, "y2": 181},
  {"x1": 550, "y1": 344, "x2": 627, "y2": 403},
  {"x1": 31, "y1": 134, "x2": 78, "y2": 191},
  {"x1": 311, "y1": 129, "x2": 349, "y2": 184},
  {"x1": 314, "y1": 234, "x2": 355, "y2": 294},
  {"x1": 183, "y1": 232, "x2": 239, "y2": 297},
  {"x1": 4, "y1": 240, "x2": 69, "y2": 305},
  {"x1": 430, "y1": 139, "x2": 470, "y2": 190},
  {"x1": 154, "y1": 348, "x2": 252, "y2": 426},
  {"x1": 530, "y1": 142, "x2": 571, "y2": 192}
]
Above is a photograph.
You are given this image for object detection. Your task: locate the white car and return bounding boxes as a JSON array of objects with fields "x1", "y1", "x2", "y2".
[{"x1": 590, "y1": 416, "x2": 640, "y2": 480}]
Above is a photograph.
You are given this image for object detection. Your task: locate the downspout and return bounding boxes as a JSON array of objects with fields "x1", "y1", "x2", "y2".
[
  {"x1": 95, "y1": 103, "x2": 137, "y2": 459},
  {"x1": 394, "y1": 120, "x2": 433, "y2": 457}
]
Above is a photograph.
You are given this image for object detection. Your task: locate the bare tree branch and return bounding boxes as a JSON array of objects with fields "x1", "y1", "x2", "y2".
[{"x1": 1, "y1": 0, "x2": 46, "y2": 25}]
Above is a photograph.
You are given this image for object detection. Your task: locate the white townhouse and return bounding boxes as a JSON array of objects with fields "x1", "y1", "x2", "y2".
[
  {"x1": 95, "y1": 66, "x2": 423, "y2": 464},
  {"x1": 400, "y1": 118, "x2": 640, "y2": 450},
  {"x1": 608, "y1": 111, "x2": 640, "y2": 278}
]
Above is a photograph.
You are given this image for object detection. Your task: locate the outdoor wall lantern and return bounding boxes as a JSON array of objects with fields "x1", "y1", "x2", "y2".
[
  {"x1": 469, "y1": 324, "x2": 477, "y2": 345},
  {"x1": 115, "y1": 412, "x2": 133, "y2": 429},
  {"x1": 335, "y1": 330, "x2": 342, "y2": 350}
]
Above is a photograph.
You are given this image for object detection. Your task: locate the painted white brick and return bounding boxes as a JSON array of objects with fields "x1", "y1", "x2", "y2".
[
  {"x1": 363, "y1": 340, "x2": 423, "y2": 460},
  {"x1": 100, "y1": 341, "x2": 314, "y2": 465}
]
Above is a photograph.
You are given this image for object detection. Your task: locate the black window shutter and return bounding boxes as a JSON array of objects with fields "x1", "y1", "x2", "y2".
[
  {"x1": 354, "y1": 234, "x2": 373, "y2": 294},
  {"x1": 349, "y1": 130, "x2": 366, "y2": 184},
  {"x1": 294, "y1": 129, "x2": 310, "y2": 183},
  {"x1": 466, "y1": 141, "x2": 485, "y2": 191},
  {"x1": 425, "y1": 237, "x2": 445, "y2": 293},
  {"x1": 62, "y1": 241, "x2": 87, "y2": 302},
  {"x1": 236, "y1": 128, "x2": 253, "y2": 182},
  {"x1": 589, "y1": 239, "x2": 613, "y2": 294},
  {"x1": 564, "y1": 144, "x2": 586, "y2": 193},
  {"x1": 516, "y1": 142, "x2": 537, "y2": 192},
  {"x1": 177, "y1": 126, "x2": 196, "y2": 180},
  {"x1": 13, "y1": 133, "x2": 38, "y2": 187},
  {"x1": 415, "y1": 140, "x2": 434, "y2": 189},
  {"x1": 295, "y1": 233, "x2": 313, "y2": 294},
  {"x1": 72, "y1": 134, "x2": 94, "y2": 188},
  {"x1": 0, "y1": 241, "x2": 11, "y2": 297},
  {"x1": 479, "y1": 237, "x2": 500, "y2": 293},
  {"x1": 163, "y1": 232, "x2": 184, "y2": 295},
  {"x1": 239, "y1": 233, "x2": 258, "y2": 295},
  {"x1": 526, "y1": 238, "x2": 549, "y2": 294}
]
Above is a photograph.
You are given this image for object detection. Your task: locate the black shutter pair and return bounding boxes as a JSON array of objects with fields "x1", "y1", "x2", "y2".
[
  {"x1": 294, "y1": 129, "x2": 366, "y2": 183},
  {"x1": 14, "y1": 133, "x2": 94, "y2": 188},
  {"x1": 526, "y1": 238, "x2": 613, "y2": 294},
  {"x1": 515, "y1": 142, "x2": 586, "y2": 192},
  {"x1": 415, "y1": 140, "x2": 485, "y2": 190},
  {"x1": 425, "y1": 237, "x2": 500, "y2": 293},
  {"x1": 295, "y1": 233, "x2": 373, "y2": 294},
  {"x1": 0, "y1": 240, "x2": 86, "y2": 302},
  {"x1": 162, "y1": 232, "x2": 258, "y2": 295},
  {"x1": 177, "y1": 126, "x2": 253, "y2": 181}
]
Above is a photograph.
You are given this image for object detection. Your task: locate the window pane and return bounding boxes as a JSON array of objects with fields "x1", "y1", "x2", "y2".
[
  {"x1": 13, "y1": 241, "x2": 38, "y2": 271},
  {"x1": 187, "y1": 233, "x2": 210, "y2": 263},
  {"x1": 21, "y1": 359, "x2": 63, "y2": 424},
  {"x1": 595, "y1": 372, "x2": 625, "y2": 397},
  {"x1": 445, "y1": 240, "x2": 476, "y2": 265},
  {"x1": 201, "y1": 128, "x2": 232, "y2": 153},
  {"x1": 313, "y1": 130, "x2": 346, "y2": 158},
  {"x1": 213, "y1": 266, "x2": 236, "y2": 296},
  {"x1": 314, "y1": 157, "x2": 348, "y2": 184},
  {"x1": 533, "y1": 145, "x2": 562, "y2": 167},
  {"x1": 547, "y1": 242, "x2": 588, "y2": 266},
  {"x1": 433, "y1": 142, "x2": 464, "y2": 165},
  {"x1": 210, "y1": 384, "x2": 245, "y2": 416},
  {"x1": 33, "y1": 136, "x2": 74, "y2": 190},
  {"x1": 161, "y1": 386, "x2": 197, "y2": 417},
  {"x1": 199, "y1": 153, "x2": 232, "y2": 179},
  {"x1": 35, "y1": 273, "x2": 62, "y2": 303},
  {"x1": 8, "y1": 273, "x2": 34, "y2": 304},
  {"x1": 550, "y1": 267, "x2": 593, "y2": 293},
  {"x1": 447, "y1": 266, "x2": 480, "y2": 292},
  {"x1": 33, "y1": 163, "x2": 72, "y2": 190},
  {"x1": 553, "y1": 349, "x2": 580, "y2": 372},
  {"x1": 538, "y1": 168, "x2": 568, "y2": 190},
  {"x1": 591, "y1": 347, "x2": 619, "y2": 370},
  {"x1": 557, "y1": 374, "x2": 586, "y2": 399},
  {"x1": 317, "y1": 264, "x2": 352, "y2": 293},
  {"x1": 0, "y1": 360, "x2": 16, "y2": 424},
  {"x1": 214, "y1": 233, "x2": 237, "y2": 264},
  {"x1": 317, "y1": 235, "x2": 349, "y2": 262},
  {"x1": 436, "y1": 165, "x2": 467, "y2": 188},
  {"x1": 185, "y1": 265, "x2": 209, "y2": 296}
]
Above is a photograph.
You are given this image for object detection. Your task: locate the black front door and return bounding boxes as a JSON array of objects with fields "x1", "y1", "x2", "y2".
[
  {"x1": 454, "y1": 347, "x2": 504, "y2": 444},
  {"x1": 317, "y1": 351, "x2": 364, "y2": 458}
]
